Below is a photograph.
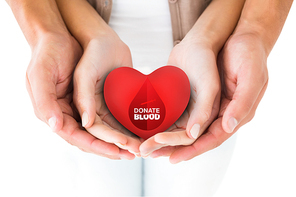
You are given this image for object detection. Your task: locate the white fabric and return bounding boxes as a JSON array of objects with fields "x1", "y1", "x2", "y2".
[
  {"x1": 109, "y1": 0, "x2": 174, "y2": 74},
  {"x1": 0, "y1": 1, "x2": 236, "y2": 197},
  {"x1": 105, "y1": 0, "x2": 237, "y2": 196}
]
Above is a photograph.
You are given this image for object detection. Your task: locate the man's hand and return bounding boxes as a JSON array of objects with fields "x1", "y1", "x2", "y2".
[
  {"x1": 150, "y1": 33, "x2": 268, "y2": 163},
  {"x1": 26, "y1": 33, "x2": 135, "y2": 159},
  {"x1": 26, "y1": 33, "x2": 82, "y2": 133}
]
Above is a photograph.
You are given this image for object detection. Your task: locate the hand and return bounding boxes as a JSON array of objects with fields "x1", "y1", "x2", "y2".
[
  {"x1": 153, "y1": 33, "x2": 268, "y2": 163},
  {"x1": 139, "y1": 40, "x2": 221, "y2": 158},
  {"x1": 26, "y1": 33, "x2": 134, "y2": 160},
  {"x1": 26, "y1": 33, "x2": 81, "y2": 133},
  {"x1": 73, "y1": 33, "x2": 142, "y2": 157}
]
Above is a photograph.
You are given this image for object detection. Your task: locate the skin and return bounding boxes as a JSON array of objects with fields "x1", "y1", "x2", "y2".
[
  {"x1": 7, "y1": 0, "x2": 136, "y2": 160},
  {"x1": 147, "y1": 0, "x2": 294, "y2": 163},
  {"x1": 55, "y1": 0, "x2": 142, "y2": 157},
  {"x1": 139, "y1": 0, "x2": 246, "y2": 157},
  {"x1": 7, "y1": 0, "x2": 293, "y2": 162},
  {"x1": 55, "y1": 0, "x2": 245, "y2": 159}
]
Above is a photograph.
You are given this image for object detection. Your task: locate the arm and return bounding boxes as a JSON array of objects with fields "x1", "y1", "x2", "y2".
[
  {"x1": 7, "y1": 0, "x2": 75, "y2": 132},
  {"x1": 7, "y1": 0, "x2": 134, "y2": 159},
  {"x1": 55, "y1": 0, "x2": 114, "y2": 48},
  {"x1": 220, "y1": 0, "x2": 294, "y2": 134},
  {"x1": 55, "y1": 0, "x2": 141, "y2": 156},
  {"x1": 140, "y1": 0, "x2": 246, "y2": 159},
  {"x1": 184, "y1": 0, "x2": 246, "y2": 55},
  {"x1": 235, "y1": 0, "x2": 294, "y2": 55},
  {"x1": 7, "y1": 0, "x2": 69, "y2": 47},
  {"x1": 163, "y1": 0, "x2": 293, "y2": 163}
]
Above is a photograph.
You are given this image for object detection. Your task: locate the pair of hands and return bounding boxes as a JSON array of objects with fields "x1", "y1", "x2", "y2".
[
  {"x1": 26, "y1": 31, "x2": 268, "y2": 163},
  {"x1": 140, "y1": 33, "x2": 268, "y2": 163}
]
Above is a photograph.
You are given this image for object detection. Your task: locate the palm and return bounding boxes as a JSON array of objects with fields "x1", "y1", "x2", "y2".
[
  {"x1": 169, "y1": 44, "x2": 220, "y2": 136},
  {"x1": 218, "y1": 34, "x2": 268, "y2": 129},
  {"x1": 26, "y1": 34, "x2": 81, "y2": 124},
  {"x1": 73, "y1": 37, "x2": 142, "y2": 155},
  {"x1": 139, "y1": 43, "x2": 221, "y2": 156},
  {"x1": 158, "y1": 34, "x2": 269, "y2": 163}
]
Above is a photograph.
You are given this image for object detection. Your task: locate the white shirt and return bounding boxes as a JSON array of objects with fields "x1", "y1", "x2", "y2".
[{"x1": 109, "y1": 0, "x2": 174, "y2": 74}]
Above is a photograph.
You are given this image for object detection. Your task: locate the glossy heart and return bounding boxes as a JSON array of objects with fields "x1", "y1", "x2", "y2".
[{"x1": 104, "y1": 66, "x2": 190, "y2": 139}]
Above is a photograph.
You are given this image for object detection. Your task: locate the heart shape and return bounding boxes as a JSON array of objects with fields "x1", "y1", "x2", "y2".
[{"x1": 104, "y1": 66, "x2": 190, "y2": 139}]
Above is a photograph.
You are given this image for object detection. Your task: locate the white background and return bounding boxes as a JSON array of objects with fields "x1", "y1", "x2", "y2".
[{"x1": 0, "y1": 1, "x2": 295, "y2": 197}]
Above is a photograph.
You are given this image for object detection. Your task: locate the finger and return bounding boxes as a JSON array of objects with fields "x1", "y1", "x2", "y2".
[
  {"x1": 114, "y1": 137, "x2": 141, "y2": 157},
  {"x1": 73, "y1": 58, "x2": 97, "y2": 128},
  {"x1": 101, "y1": 112, "x2": 141, "y2": 155},
  {"x1": 154, "y1": 129, "x2": 195, "y2": 146},
  {"x1": 26, "y1": 69, "x2": 63, "y2": 132},
  {"x1": 169, "y1": 118, "x2": 232, "y2": 164},
  {"x1": 222, "y1": 70, "x2": 268, "y2": 133},
  {"x1": 86, "y1": 114, "x2": 129, "y2": 146},
  {"x1": 56, "y1": 113, "x2": 121, "y2": 157},
  {"x1": 168, "y1": 84, "x2": 267, "y2": 164},
  {"x1": 186, "y1": 82, "x2": 220, "y2": 140},
  {"x1": 139, "y1": 129, "x2": 190, "y2": 157},
  {"x1": 150, "y1": 146, "x2": 177, "y2": 158},
  {"x1": 140, "y1": 117, "x2": 196, "y2": 156},
  {"x1": 139, "y1": 136, "x2": 165, "y2": 157},
  {"x1": 230, "y1": 81, "x2": 268, "y2": 131},
  {"x1": 118, "y1": 149, "x2": 136, "y2": 160}
]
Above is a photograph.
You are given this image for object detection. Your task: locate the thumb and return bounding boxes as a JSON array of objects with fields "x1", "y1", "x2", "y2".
[
  {"x1": 222, "y1": 72, "x2": 267, "y2": 133},
  {"x1": 73, "y1": 65, "x2": 97, "y2": 129},
  {"x1": 26, "y1": 71, "x2": 63, "y2": 133},
  {"x1": 186, "y1": 84, "x2": 220, "y2": 139}
]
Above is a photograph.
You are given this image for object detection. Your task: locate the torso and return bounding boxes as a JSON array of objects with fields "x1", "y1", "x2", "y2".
[{"x1": 108, "y1": 0, "x2": 173, "y2": 74}]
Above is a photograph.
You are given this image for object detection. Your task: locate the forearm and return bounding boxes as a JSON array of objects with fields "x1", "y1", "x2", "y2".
[
  {"x1": 7, "y1": 0, "x2": 69, "y2": 48},
  {"x1": 56, "y1": 0, "x2": 115, "y2": 49},
  {"x1": 184, "y1": 0, "x2": 246, "y2": 55},
  {"x1": 234, "y1": 0, "x2": 294, "y2": 55}
]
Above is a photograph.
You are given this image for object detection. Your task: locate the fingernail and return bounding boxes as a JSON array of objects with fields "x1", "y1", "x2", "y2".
[
  {"x1": 150, "y1": 155, "x2": 160, "y2": 158},
  {"x1": 119, "y1": 155, "x2": 128, "y2": 160},
  {"x1": 190, "y1": 124, "x2": 200, "y2": 139},
  {"x1": 115, "y1": 143, "x2": 126, "y2": 149},
  {"x1": 48, "y1": 117, "x2": 56, "y2": 131},
  {"x1": 82, "y1": 112, "x2": 89, "y2": 127},
  {"x1": 170, "y1": 159, "x2": 182, "y2": 164},
  {"x1": 150, "y1": 153, "x2": 160, "y2": 158},
  {"x1": 142, "y1": 152, "x2": 151, "y2": 158},
  {"x1": 227, "y1": 117, "x2": 238, "y2": 133},
  {"x1": 128, "y1": 150, "x2": 141, "y2": 157}
]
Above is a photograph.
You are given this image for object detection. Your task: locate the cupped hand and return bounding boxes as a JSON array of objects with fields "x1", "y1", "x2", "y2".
[
  {"x1": 26, "y1": 33, "x2": 134, "y2": 160},
  {"x1": 140, "y1": 40, "x2": 221, "y2": 158},
  {"x1": 73, "y1": 33, "x2": 142, "y2": 157},
  {"x1": 26, "y1": 33, "x2": 82, "y2": 133},
  {"x1": 152, "y1": 33, "x2": 269, "y2": 163}
]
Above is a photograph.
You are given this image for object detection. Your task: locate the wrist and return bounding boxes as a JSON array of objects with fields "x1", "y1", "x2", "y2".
[
  {"x1": 181, "y1": 0, "x2": 245, "y2": 57},
  {"x1": 181, "y1": 30, "x2": 220, "y2": 57},
  {"x1": 234, "y1": 19, "x2": 274, "y2": 56},
  {"x1": 31, "y1": 31, "x2": 74, "y2": 52},
  {"x1": 78, "y1": 25, "x2": 118, "y2": 50},
  {"x1": 233, "y1": 0, "x2": 293, "y2": 56},
  {"x1": 9, "y1": 0, "x2": 69, "y2": 48},
  {"x1": 55, "y1": 0, "x2": 117, "y2": 50}
]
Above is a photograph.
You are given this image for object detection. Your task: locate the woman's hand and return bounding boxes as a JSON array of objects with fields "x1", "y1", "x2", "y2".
[
  {"x1": 139, "y1": 40, "x2": 221, "y2": 158},
  {"x1": 55, "y1": 0, "x2": 141, "y2": 158},
  {"x1": 73, "y1": 33, "x2": 142, "y2": 158},
  {"x1": 139, "y1": 0, "x2": 245, "y2": 160},
  {"x1": 27, "y1": 32, "x2": 130, "y2": 159}
]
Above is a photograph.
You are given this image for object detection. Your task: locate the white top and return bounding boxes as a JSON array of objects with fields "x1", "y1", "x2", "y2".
[{"x1": 108, "y1": 0, "x2": 174, "y2": 74}]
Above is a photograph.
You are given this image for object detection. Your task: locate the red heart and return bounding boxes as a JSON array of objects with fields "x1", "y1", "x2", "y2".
[{"x1": 104, "y1": 66, "x2": 190, "y2": 139}]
